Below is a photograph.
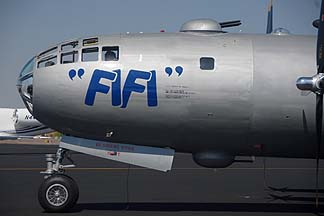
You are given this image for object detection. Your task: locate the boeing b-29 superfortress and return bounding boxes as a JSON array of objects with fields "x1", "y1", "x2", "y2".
[{"x1": 16, "y1": 0, "x2": 324, "y2": 212}]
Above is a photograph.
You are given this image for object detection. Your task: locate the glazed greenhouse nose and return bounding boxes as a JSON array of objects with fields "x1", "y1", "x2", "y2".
[{"x1": 17, "y1": 57, "x2": 35, "y2": 113}]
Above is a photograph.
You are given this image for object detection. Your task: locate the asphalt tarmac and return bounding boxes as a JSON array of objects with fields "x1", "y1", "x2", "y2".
[{"x1": 0, "y1": 143, "x2": 323, "y2": 216}]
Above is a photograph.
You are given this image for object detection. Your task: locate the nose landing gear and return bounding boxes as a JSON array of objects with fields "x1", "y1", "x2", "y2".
[{"x1": 38, "y1": 148, "x2": 78, "y2": 212}]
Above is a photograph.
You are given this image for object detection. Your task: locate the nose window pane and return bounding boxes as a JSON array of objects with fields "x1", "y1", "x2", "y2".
[
  {"x1": 82, "y1": 47, "x2": 98, "y2": 62},
  {"x1": 37, "y1": 56, "x2": 57, "y2": 68},
  {"x1": 61, "y1": 51, "x2": 78, "y2": 64},
  {"x1": 20, "y1": 57, "x2": 35, "y2": 77},
  {"x1": 102, "y1": 46, "x2": 119, "y2": 61},
  {"x1": 83, "y1": 38, "x2": 98, "y2": 46},
  {"x1": 61, "y1": 41, "x2": 79, "y2": 51}
]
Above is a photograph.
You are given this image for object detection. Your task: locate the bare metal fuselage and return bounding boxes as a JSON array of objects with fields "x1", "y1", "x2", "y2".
[{"x1": 28, "y1": 32, "x2": 320, "y2": 158}]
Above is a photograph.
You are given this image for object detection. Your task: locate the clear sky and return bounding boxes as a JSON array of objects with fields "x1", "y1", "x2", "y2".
[{"x1": 0, "y1": 0, "x2": 320, "y2": 108}]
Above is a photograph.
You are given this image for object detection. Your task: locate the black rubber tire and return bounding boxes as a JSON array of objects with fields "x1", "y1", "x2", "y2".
[{"x1": 38, "y1": 174, "x2": 79, "y2": 212}]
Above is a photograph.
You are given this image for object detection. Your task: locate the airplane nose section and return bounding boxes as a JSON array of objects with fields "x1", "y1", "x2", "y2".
[{"x1": 17, "y1": 57, "x2": 35, "y2": 114}]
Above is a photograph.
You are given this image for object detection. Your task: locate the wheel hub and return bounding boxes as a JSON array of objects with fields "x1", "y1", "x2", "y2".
[{"x1": 46, "y1": 184, "x2": 68, "y2": 206}]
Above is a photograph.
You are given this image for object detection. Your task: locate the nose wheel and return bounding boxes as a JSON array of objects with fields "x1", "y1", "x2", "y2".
[
  {"x1": 38, "y1": 174, "x2": 79, "y2": 212},
  {"x1": 38, "y1": 148, "x2": 79, "y2": 212}
]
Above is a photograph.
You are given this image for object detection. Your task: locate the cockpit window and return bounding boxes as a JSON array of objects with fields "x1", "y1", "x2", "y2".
[
  {"x1": 82, "y1": 47, "x2": 98, "y2": 62},
  {"x1": 61, "y1": 51, "x2": 78, "y2": 64},
  {"x1": 38, "y1": 47, "x2": 57, "y2": 58},
  {"x1": 37, "y1": 46, "x2": 58, "y2": 68},
  {"x1": 83, "y1": 37, "x2": 98, "y2": 46},
  {"x1": 61, "y1": 41, "x2": 79, "y2": 51},
  {"x1": 102, "y1": 46, "x2": 119, "y2": 61},
  {"x1": 20, "y1": 57, "x2": 35, "y2": 77},
  {"x1": 38, "y1": 56, "x2": 57, "y2": 68}
]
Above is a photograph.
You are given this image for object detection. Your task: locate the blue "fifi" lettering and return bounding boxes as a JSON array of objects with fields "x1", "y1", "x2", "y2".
[
  {"x1": 85, "y1": 69, "x2": 158, "y2": 108},
  {"x1": 122, "y1": 70, "x2": 157, "y2": 108},
  {"x1": 85, "y1": 69, "x2": 121, "y2": 106}
]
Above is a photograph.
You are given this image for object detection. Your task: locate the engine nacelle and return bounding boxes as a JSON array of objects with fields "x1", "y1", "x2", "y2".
[{"x1": 192, "y1": 151, "x2": 234, "y2": 168}]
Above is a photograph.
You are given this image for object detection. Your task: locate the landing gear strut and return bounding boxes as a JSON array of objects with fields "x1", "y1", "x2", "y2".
[{"x1": 38, "y1": 148, "x2": 78, "y2": 212}]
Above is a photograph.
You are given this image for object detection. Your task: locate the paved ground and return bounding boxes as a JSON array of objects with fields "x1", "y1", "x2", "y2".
[{"x1": 0, "y1": 144, "x2": 323, "y2": 216}]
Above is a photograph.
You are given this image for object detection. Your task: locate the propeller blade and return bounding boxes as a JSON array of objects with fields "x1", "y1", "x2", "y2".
[
  {"x1": 315, "y1": 94, "x2": 323, "y2": 207},
  {"x1": 266, "y1": 0, "x2": 273, "y2": 34},
  {"x1": 317, "y1": 0, "x2": 324, "y2": 74},
  {"x1": 315, "y1": 0, "x2": 324, "y2": 208}
]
